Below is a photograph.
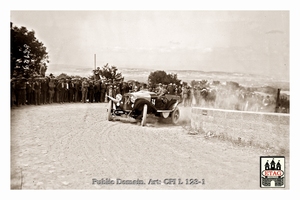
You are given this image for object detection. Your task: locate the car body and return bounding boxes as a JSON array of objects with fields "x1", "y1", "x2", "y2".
[{"x1": 107, "y1": 90, "x2": 181, "y2": 126}]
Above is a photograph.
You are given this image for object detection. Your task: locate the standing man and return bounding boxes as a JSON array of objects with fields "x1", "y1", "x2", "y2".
[
  {"x1": 11, "y1": 78, "x2": 16, "y2": 107},
  {"x1": 78, "y1": 79, "x2": 82, "y2": 102},
  {"x1": 100, "y1": 80, "x2": 106, "y2": 103},
  {"x1": 177, "y1": 85, "x2": 182, "y2": 97},
  {"x1": 68, "y1": 79, "x2": 75, "y2": 103},
  {"x1": 167, "y1": 83, "x2": 175, "y2": 95},
  {"x1": 57, "y1": 78, "x2": 65, "y2": 104},
  {"x1": 74, "y1": 79, "x2": 79, "y2": 102},
  {"x1": 94, "y1": 67, "x2": 100, "y2": 80},
  {"x1": 14, "y1": 77, "x2": 21, "y2": 106},
  {"x1": 26, "y1": 78, "x2": 33, "y2": 105},
  {"x1": 34, "y1": 78, "x2": 41, "y2": 105},
  {"x1": 64, "y1": 78, "x2": 69, "y2": 103},
  {"x1": 48, "y1": 78, "x2": 55, "y2": 104},
  {"x1": 81, "y1": 77, "x2": 89, "y2": 103},
  {"x1": 94, "y1": 80, "x2": 101, "y2": 103},
  {"x1": 41, "y1": 78, "x2": 48, "y2": 104},
  {"x1": 88, "y1": 80, "x2": 95, "y2": 103},
  {"x1": 18, "y1": 76, "x2": 27, "y2": 106}
]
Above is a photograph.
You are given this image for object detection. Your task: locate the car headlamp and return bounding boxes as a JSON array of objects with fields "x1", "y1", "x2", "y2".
[
  {"x1": 116, "y1": 94, "x2": 122, "y2": 101},
  {"x1": 130, "y1": 95, "x2": 137, "y2": 103}
]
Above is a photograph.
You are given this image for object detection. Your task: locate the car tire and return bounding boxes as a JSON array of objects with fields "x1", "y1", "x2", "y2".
[
  {"x1": 107, "y1": 100, "x2": 113, "y2": 121},
  {"x1": 171, "y1": 107, "x2": 180, "y2": 125},
  {"x1": 141, "y1": 104, "x2": 148, "y2": 126}
]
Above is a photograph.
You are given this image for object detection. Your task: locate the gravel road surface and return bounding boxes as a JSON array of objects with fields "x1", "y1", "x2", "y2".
[{"x1": 10, "y1": 103, "x2": 289, "y2": 189}]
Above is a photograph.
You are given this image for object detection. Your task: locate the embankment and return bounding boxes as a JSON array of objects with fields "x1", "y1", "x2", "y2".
[{"x1": 191, "y1": 107, "x2": 289, "y2": 153}]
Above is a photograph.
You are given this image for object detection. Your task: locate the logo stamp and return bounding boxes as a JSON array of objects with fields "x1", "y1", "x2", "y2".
[{"x1": 260, "y1": 156, "x2": 285, "y2": 188}]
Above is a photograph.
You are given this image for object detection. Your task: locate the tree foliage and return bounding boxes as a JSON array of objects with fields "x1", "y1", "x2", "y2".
[
  {"x1": 93, "y1": 63, "x2": 123, "y2": 83},
  {"x1": 11, "y1": 22, "x2": 49, "y2": 78},
  {"x1": 148, "y1": 70, "x2": 181, "y2": 87}
]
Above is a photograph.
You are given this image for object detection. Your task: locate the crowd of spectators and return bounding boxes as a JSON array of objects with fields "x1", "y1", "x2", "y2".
[{"x1": 11, "y1": 75, "x2": 289, "y2": 114}]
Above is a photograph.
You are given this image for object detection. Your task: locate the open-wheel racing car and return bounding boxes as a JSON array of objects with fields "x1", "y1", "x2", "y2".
[{"x1": 107, "y1": 90, "x2": 181, "y2": 126}]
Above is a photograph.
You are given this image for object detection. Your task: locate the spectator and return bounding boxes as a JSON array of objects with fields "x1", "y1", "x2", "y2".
[
  {"x1": 88, "y1": 80, "x2": 95, "y2": 103},
  {"x1": 34, "y1": 78, "x2": 41, "y2": 105},
  {"x1": 81, "y1": 77, "x2": 89, "y2": 103},
  {"x1": 48, "y1": 78, "x2": 55, "y2": 104}
]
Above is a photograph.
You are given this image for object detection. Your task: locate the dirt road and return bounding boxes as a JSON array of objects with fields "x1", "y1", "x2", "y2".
[{"x1": 10, "y1": 103, "x2": 289, "y2": 189}]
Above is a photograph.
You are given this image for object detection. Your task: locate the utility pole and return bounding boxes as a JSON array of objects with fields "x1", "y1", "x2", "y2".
[{"x1": 94, "y1": 54, "x2": 96, "y2": 70}]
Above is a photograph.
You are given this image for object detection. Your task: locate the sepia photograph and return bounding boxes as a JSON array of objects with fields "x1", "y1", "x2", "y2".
[{"x1": 3, "y1": 0, "x2": 299, "y2": 199}]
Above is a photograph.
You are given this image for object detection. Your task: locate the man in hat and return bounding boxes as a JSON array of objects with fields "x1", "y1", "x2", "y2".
[
  {"x1": 68, "y1": 78, "x2": 75, "y2": 103},
  {"x1": 15, "y1": 76, "x2": 27, "y2": 106},
  {"x1": 11, "y1": 78, "x2": 17, "y2": 107},
  {"x1": 167, "y1": 83, "x2": 175, "y2": 95},
  {"x1": 139, "y1": 83, "x2": 148, "y2": 91},
  {"x1": 94, "y1": 80, "x2": 101, "y2": 103},
  {"x1": 156, "y1": 83, "x2": 164, "y2": 96},
  {"x1": 78, "y1": 78, "x2": 82, "y2": 102},
  {"x1": 177, "y1": 85, "x2": 183, "y2": 101},
  {"x1": 63, "y1": 78, "x2": 69, "y2": 102},
  {"x1": 174, "y1": 84, "x2": 178, "y2": 95},
  {"x1": 133, "y1": 85, "x2": 138, "y2": 92},
  {"x1": 155, "y1": 84, "x2": 167, "y2": 109},
  {"x1": 88, "y1": 80, "x2": 95, "y2": 103},
  {"x1": 69, "y1": 79, "x2": 75, "y2": 102},
  {"x1": 73, "y1": 79, "x2": 80, "y2": 102},
  {"x1": 54, "y1": 78, "x2": 59, "y2": 103},
  {"x1": 81, "y1": 77, "x2": 89, "y2": 103},
  {"x1": 48, "y1": 78, "x2": 55, "y2": 104},
  {"x1": 33, "y1": 77, "x2": 41, "y2": 105},
  {"x1": 26, "y1": 78, "x2": 34, "y2": 105},
  {"x1": 94, "y1": 67, "x2": 101, "y2": 80},
  {"x1": 122, "y1": 82, "x2": 130, "y2": 95},
  {"x1": 56, "y1": 78, "x2": 65, "y2": 104},
  {"x1": 41, "y1": 78, "x2": 48, "y2": 104},
  {"x1": 100, "y1": 80, "x2": 106, "y2": 103}
]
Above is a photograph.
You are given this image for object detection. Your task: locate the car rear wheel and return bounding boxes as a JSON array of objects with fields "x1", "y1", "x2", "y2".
[
  {"x1": 107, "y1": 100, "x2": 113, "y2": 121},
  {"x1": 141, "y1": 104, "x2": 148, "y2": 126},
  {"x1": 171, "y1": 107, "x2": 180, "y2": 124}
]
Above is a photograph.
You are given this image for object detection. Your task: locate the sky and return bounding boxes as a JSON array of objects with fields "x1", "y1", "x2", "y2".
[{"x1": 9, "y1": 9, "x2": 289, "y2": 80}]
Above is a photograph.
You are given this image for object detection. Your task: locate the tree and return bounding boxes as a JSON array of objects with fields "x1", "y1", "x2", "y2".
[
  {"x1": 11, "y1": 22, "x2": 49, "y2": 78},
  {"x1": 148, "y1": 70, "x2": 181, "y2": 87},
  {"x1": 96, "y1": 63, "x2": 123, "y2": 83}
]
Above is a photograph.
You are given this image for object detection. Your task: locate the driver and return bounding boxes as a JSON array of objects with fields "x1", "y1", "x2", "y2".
[
  {"x1": 157, "y1": 83, "x2": 167, "y2": 99},
  {"x1": 156, "y1": 84, "x2": 168, "y2": 106}
]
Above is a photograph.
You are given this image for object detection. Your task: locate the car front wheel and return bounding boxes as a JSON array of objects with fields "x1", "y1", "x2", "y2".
[
  {"x1": 107, "y1": 100, "x2": 113, "y2": 121},
  {"x1": 170, "y1": 107, "x2": 180, "y2": 124},
  {"x1": 141, "y1": 104, "x2": 148, "y2": 126}
]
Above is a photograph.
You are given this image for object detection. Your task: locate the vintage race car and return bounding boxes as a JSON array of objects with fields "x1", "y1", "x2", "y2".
[{"x1": 107, "y1": 90, "x2": 181, "y2": 126}]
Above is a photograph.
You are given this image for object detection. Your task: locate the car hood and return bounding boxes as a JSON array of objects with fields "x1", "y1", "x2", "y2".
[{"x1": 124, "y1": 90, "x2": 157, "y2": 102}]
